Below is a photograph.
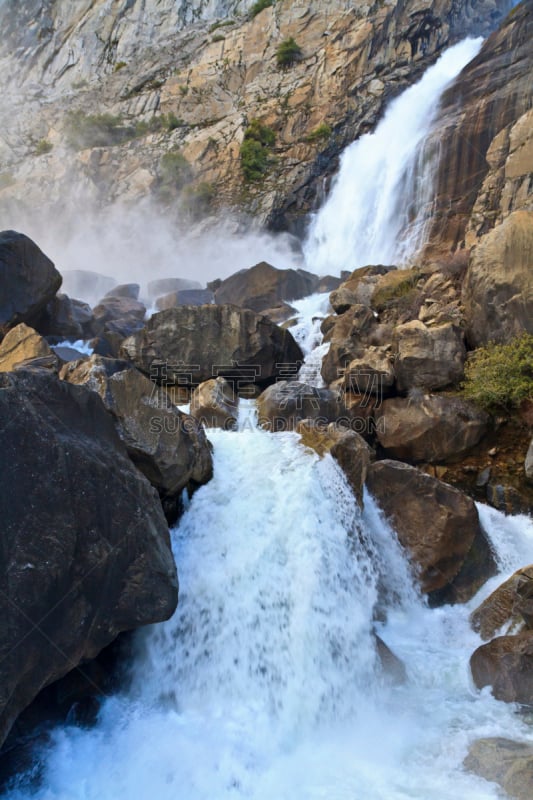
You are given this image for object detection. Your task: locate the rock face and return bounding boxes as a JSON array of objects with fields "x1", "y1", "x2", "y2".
[
  {"x1": 424, "y1": 0, "x2": 532, "y2": 257},
  {"x1": 470, "y1": 632, "x2": 533, "y2": 704},
  {"x1": 120, "y1": 304, "x2": 303, "y2": 388},
  {"x1": 61, "y1": 355, "x2": 213, "y2": 521},
  {"x1": 462, "y1": 210, "x2": 533, "y2": 347},
  {"x1": 465, "y1": 738, "x2": 533, "y2": 800},
  {"x1": 376, "y1": 395, "x2": 489, "y2": 464},
  {"x1": 471, "y1": 565, "x2": 533, "y2": 641},
  {"x1": 297, "y1": 420, "x2": 374, "y2": 507},
  {"x1": 0, "y1": 1, "x2": 514, "y2": 225},
  {"x1": 214, "y1": 262, "x2": 317, "y2": 313},
  {"x1": 0, "y1": 323, "x2": 59, "y2": 372},
  {"x1": 0, "y1": 231, "x2": 62, "y2": 334},
  {"x1": 190, "y1": 377, "x2": 239, "y2": 430},
  {"x1": 366, "y1": 459, "x2": 492, "y2": 601},
  {"x1": 393, "y1": 320, "x2": 466, "y2": 392},
  {"x1": 0, "y1": 368, "x2": 178, "y2": 748}
]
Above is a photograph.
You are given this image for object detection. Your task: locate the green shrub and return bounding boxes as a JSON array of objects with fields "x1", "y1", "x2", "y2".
[
  {"x1": 305, "y1": 123, "x2": 332, "y2": 143},
  {"x1": 250, "y1": 0, "x2": 274, "y2": 19},
  {"x1": 240, "y1": 119, "x2": 276, "y2": 182},
  {"x1": 35, "y1": 139, "x2": 53, "y2": 155},
  {"x1": 209, "y1": 19, "x2": 235, "y2": 32},
  {"x1": 244, "y1": 119, "x2": 275, "y2": 147},
  {"x1": 462, "y1": 333, "x2": 533, "y2": 412},
  {"x1": 114, "y1": 61, "x2": 127, "y2": 72},
  {"x1": 65, "y1": 111, "x2": 133, "y2": 149},
  {"x1": 276, "y1": 37, "x2": 302, "y2": 68},
  {"x1": 212, "y1": 34, "x2": 226, "y2": 43}
]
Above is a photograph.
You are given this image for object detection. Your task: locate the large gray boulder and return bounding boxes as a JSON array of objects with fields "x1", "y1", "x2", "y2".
[
  {"x1": 0, "y1": 368, "x2": 178, "y2": 748},
  {"x1": 0, "y1": 231, "x2": 62, "y2": 334},
  {"x1": 120, "y1": 304, "x2": 303, "y2": 388}
]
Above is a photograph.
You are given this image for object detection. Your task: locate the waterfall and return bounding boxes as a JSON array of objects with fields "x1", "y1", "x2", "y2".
[
  {"x1": 303, "y1": 38, "x2": 483, "y2": 274},
  {"x1": 5, "y1": 426, "x2": 533, "y2": 800},
  {"x1": 6, "y1": 37, "x2": 533, "y2": 800}
]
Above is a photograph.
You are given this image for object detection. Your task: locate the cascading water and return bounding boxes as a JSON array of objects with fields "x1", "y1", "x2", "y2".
[
  {"x1": 5, "y1": 427, "x2": 533, "y2": 800},
  {"x1": 5, "y1": 37, "x2": 533, "y2": 800},
  {"x1": 303, "y1": 38, "x2": 483, "y2": 274}
]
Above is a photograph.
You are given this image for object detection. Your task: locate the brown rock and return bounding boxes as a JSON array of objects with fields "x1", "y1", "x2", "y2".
[
  {"x1": 465, "y1": 737, "x2": 533, "y2": 800},
  {"x1": 342, "y1": 347, "x2": 395, "y2": 396},
  {"x1": 0, "y1": 323, "x2": 58, "y2": 372},
  {"x1": 329, "y1": 287, "x2": 358, "y2": 315},
  {"x1": 470, "y1": 631, "x2": 533, "y2": 704},
  {"x1": 120, "y1": 304, "x2": 303, "y2": 388},
  {"x1": 190, "y1": 377, "x2": 239, "y2": 430},
  {"x1": 0, "y1": 231, "x2": 62, "y2": 334},
  {"x1": 393, "y1": 320, "x2": 466, "y2": 392},
  {"x1": 377, "y1": 394, "x2": 488, "y2": 464},
  {"x1": 366, "y1": 459, "x2": 488, "y2": 599},
  {"x1": 214, "y1": 262, "x2": 318, "y2": 313},
  {"x1": 297, "y1": 419, "x2": 374, "y2": 507},
  {"x1": 463, "y1": 211, "x2": 533, "y2": 347},
  {"x1": 155, "y1": 289, "x2": 214, "y2": 310},
  {"x1": 423, "y1": 1, "x2": 532, "y2": 258},
  {"x1": 471, "y1": 565, "x2": 533, "y2": 641},
  {"x1": 0, "y1": 368, "x2": 178, "y2": 748}
]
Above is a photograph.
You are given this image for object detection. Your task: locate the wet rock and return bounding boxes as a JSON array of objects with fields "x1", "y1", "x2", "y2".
[
  {"x1": 471, "y1": 565, "x2": 533, "y2": 641},
  {"x1": 464, "y1": 737, "x2": 533, "y2": 800},
  {"x1": 0, "y1": 323, "x2": 59, "y2": 372},
  {"x1": 424, "y1": 1, "x2": 532, "y2": 259},
  {"x1": 393, "y1": 320, "x2": 466, "y2": 392},
  {"x1": 463, "y1": 211, "x2": 533, "y2": 347},
  {"x1": 376, "y1": 394, "x2": 488, "y2": 464},
  {"x1": 0, "y1": 231, "x2": 62, "y2": 334},
  {"x1": 120, "y1": 305, "x2": 303, "y2": 388},
  {"x1": 190, "y1": 377, "x2": 239, "y2": 430},
  {"x1": 0, "y1": 368, "x2": 178, "y2": 748},
  {"x1": 297, "y1": 419, "x2": 374, "y2": 507},
  {"x1": 375, "y1": 634, "x2": 407, "y2": 685},
  {"x1": 525, "y1": 439, "x2": 533, "y2": 483},
  {"x1": 366, "y1": 459, "x2": 490, "y2": 600},
  {"x1": 470, "y1": 631, "x2": 533, "y2": 705},
  {"x1": 258, "y1": 382, "x2": 342, "y2": 432},
  {"x1": 61, "y1": 354, "x2": 213, "y2": 522},
  {"x1": 213, "y1": 261, "x2": 318, "y2": 314}
]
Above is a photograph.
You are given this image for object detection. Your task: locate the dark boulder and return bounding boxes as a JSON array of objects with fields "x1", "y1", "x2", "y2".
[
  {"x1": 35, "y1": 293, "x2": 93, "y2": 341},
  {"x1": 0, "y1": 231, "x2": 62, "y2": 335},
  {"x1": 120, "y1": 304, "x2": 303, "y2": 388},
  {"x1": 61, "y1": 355, "x2": 213, "y2": 521},
  {"x1": 470, "y1": 632, "x2": 533, "y2": 705},
  {"x1": 0, "y1": 368, "x2": 178, "y2": 748},
  {"x1": 258, "y1": 381, "x2": 342, "y2": 431}
]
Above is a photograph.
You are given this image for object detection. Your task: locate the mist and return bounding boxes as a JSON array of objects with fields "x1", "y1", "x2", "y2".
[{"x1": 0, "y1": 196, "x2": 304, "y2": 307}]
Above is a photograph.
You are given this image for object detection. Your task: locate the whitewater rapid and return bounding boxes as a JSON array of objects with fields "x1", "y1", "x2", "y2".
[
  {"x1": 6, "y1": 424, "x2": 533, "y2": 800},
  {"x1": 303, "y1": 38, "x2": 483, "y2": 273}
]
